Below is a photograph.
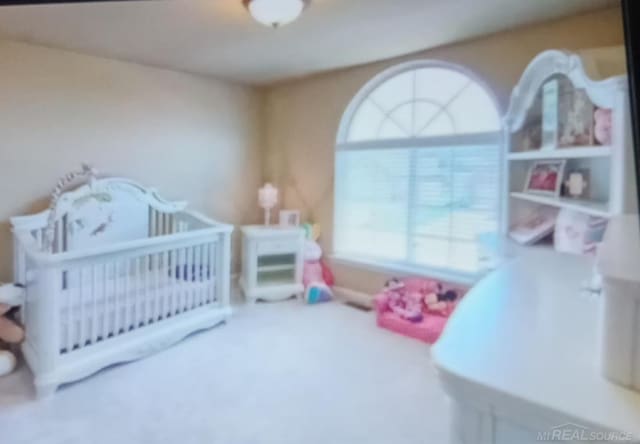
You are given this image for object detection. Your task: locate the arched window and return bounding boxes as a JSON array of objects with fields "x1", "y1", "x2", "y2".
[{"x1": 334, "y1": 61, "x2": 502, "y2": 278}]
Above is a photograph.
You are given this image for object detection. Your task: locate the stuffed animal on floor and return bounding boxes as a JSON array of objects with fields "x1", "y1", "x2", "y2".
[
  {"x1": 424, "y1": 283, "x2": 459, "y2": 315},
  {"x1": 0, "y1": 284, "x2": 25, "y2": 377},
  {"x1": 302, "y1": 224, "x2": 334, "y2": 304},
  {"x1": 384, "y1": 278, "x2": 423, "y2": 323}
]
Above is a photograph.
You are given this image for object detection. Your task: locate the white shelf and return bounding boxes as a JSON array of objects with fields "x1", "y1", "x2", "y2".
[
  {"x1": 256, "y1": 277, "x2": 296, "y2": 287},
  {"x1": 510, "y1": 192, "x2": 611, "y2": 217},
  {"x1": 508, "y1": 146, "x2": 612, "y2": 160},
  {"x1": 257, "y1": 264, "x2": 295, "y2": 272}
]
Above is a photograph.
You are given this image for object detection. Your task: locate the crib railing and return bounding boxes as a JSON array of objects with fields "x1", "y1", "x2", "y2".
[
  {"x1": 17, "y1": 206, "x2": 194, "y2": 258},
  {"x1": 11, "y1": 177, "x2": 233, "y2": 396},
  {"x1": 58, "y1": 239, "x2": 218, "y2": 355},
  {"x1": 15, "y1": 225, "x2": 230, "y2": 374}
]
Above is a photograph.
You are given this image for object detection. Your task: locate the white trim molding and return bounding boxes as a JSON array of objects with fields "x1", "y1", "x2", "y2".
[
  {"x1": 336, "y1": 132, "x2": 502, "y2": 152},
  {"x1": 504, "y1": 49, "x2": 628, "y2": 132},
  {"x1": 336, "y1": 59, "x2": 503, "y2": 144},
  {"x1": 333, "y1": 286, "x2": 374, "y2": 309}
]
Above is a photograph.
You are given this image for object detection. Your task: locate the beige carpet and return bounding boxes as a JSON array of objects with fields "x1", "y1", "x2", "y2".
[{"x1": 0, "y1": 300, "x2": 450, "y2": 444}]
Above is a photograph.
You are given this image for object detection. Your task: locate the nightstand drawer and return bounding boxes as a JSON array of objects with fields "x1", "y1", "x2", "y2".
[{"x1": 256, "y1": 238, "x2": 298, "y2": 255}]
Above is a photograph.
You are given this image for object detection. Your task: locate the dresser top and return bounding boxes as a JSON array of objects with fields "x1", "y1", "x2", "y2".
[
  {"x1": 432, "y1": 247, "x2": 640, "y2": 438},
  {"x1": 241, "y1": 225, "x2": 304, "y2": 238}
]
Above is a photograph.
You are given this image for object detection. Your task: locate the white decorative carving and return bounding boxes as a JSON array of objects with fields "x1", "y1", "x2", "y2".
[
  {"x1": 44, "y1": 164, "x2": 98, "y2": 252},
  {"x1": 42, "y1": 173, "x2": 187, "y2": 252},
  {"x1": 505, "y1": 50, "x2": 627, "y2": 131}
]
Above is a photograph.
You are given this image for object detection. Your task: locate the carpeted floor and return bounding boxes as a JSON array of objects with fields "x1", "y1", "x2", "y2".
[{"x1": 0, "y1": 300, "x2": 450, "y2": 444}]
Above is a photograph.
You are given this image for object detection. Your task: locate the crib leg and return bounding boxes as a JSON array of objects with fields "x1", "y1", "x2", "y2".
[{"x1": 34, "y1": 380, "x2": 58, "y2": 399}]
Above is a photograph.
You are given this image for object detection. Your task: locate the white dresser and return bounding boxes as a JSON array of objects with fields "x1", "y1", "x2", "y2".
[
  {"x1": 432, "y1": 248, "x2": 640, "y2": 444},
  {"x1": 239, "y1": 225, "x2": 305, "y2": 303}
]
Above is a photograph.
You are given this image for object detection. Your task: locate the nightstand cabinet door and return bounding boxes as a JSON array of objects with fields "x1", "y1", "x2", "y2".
[{"x1": 240, "y1": 226, "x2": 305, "y2": 303}]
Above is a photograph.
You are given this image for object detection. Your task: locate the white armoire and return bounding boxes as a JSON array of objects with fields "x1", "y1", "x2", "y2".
[{"x1": 433, "y1": 47, "x2": 640, "y2": 444}]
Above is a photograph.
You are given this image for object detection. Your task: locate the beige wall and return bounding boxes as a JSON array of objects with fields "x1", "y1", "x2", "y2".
[
  {"x1": 0, "y1": 40, "x2": 263, "y2": 280},
  {"x1": 0, "y1": 7, "x2": 626, "y2": 290},
  {"x1": 262, "y1": 6, "x2": 626, "y2": 294}
]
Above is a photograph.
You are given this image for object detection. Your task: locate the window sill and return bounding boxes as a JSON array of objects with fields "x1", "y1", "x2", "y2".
[{"x1": 329, "y1": 254, "x2": 481, "y2": 287}]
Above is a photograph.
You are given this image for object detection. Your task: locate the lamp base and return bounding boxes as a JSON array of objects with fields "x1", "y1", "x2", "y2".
[{"x1": 264, "y1": 208, "x2": 271, "y2": 226}]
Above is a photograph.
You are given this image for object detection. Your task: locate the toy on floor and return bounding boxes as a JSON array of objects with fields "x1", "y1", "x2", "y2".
[
  {"x1": 383, "y1": 278, "x2": 423, "y2": 323},
  {"x1": 424, "y1": 283, "x2": 460, "y2": 315},
  {"x1": 302, "y1": 223, "x2": 334, "y2": 304},
  {"x1": 375, "y1": 277, "x2": 466, "y2": 343},
  {"x1": 0, "y1": 284, "x2": 25, "y2": 377}
]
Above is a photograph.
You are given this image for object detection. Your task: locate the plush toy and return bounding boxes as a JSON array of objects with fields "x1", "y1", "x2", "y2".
[
  {"x1": 301, "y1": 224, "x2": 334, "y2": 304},
  {"x1": 0, "y1": 284, "x2": 25, "y2": 377},
  {"x1": 594, "y1": 108, "x2": 613, "y2": 146},
  {"x1": 384, "y1": 278, "x2": 423, "y2": 323},
  {"x1": 424, "y1": 283, "x2": 459, "y2": 315}
]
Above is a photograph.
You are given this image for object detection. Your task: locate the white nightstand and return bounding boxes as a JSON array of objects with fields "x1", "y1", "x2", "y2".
[{"x1": 239, "y1": 225, "x2": 305, "y2": 303}]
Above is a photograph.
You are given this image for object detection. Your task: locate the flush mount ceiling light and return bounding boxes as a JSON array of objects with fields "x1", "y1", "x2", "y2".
[{"x1": 243, "y1": 0, "x2": 310, "y2": 28}]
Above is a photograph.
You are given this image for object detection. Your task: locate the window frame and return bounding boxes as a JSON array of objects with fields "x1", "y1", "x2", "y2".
[{"x1": 333, "y1": 60, "x2": 505, "y2": 284}]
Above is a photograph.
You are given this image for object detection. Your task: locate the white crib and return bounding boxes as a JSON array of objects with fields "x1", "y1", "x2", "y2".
[{"x1": 11, "y1": 176, "x2": 232, "y2": 397}]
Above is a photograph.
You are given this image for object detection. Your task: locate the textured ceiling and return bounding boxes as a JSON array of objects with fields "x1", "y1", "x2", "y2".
[{"x1": 0, "y1": 0, "x2": 619, "y2": 85}]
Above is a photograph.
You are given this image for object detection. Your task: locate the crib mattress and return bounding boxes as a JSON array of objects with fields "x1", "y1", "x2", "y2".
[{"x1": 58, "y1": 273, "x2": 216, "y2": 353}]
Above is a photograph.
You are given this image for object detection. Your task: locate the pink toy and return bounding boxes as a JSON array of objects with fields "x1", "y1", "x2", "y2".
[
  {"x1": 383, "y1": 278, "x2": 423, "y2": 322},
  {"x1": 594, "y1": 108, "x2": 613, "y2": 146},
  {"x1": 423, "y1": 282, "x2": 459, "y2": 316},
  {"x1": 302, "y1": 239, "x2": 334, "y2": 303},
  {"x1": 375, "y1": 277, "x2": 466, "y2": 344}
]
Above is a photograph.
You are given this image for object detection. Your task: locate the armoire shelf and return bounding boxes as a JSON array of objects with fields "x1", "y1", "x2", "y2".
[
  {"x1": 502, "y1": 47, "x2": 636, "y2": 238},
  {"x1": 507, "y1": 146, "x2": 612, "y2": 160},
  {"x1": 509, "y1": 192, "x2": 610, "y2": 218}
]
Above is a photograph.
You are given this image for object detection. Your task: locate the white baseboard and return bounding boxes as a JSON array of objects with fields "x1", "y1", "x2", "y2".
[
  {"x1": 333, "y1": 286, "x2": 374, "y2": 309},
  {"x1": 232, "y1": 272, "x2": 373, "y2": 310}
]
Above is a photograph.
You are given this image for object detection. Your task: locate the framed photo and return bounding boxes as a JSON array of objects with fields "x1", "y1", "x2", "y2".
[
  {"x1": 558, "y1": 88, "x2": 595, "y2": 148},
  {"x1": 541, "y1": 79, "x2": 559, "y2": 150},
  {"x1": 524, "y1": 160, "x2": 566, "y2": 197},
  {"x1": 279, "y1": 210, "x2": 300, "y2": 228}
]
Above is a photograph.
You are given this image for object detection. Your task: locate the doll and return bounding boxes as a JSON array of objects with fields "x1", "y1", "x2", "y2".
[
  {"x1": 302, "y1": 226, "x2": 334, "y2": 304},
  {"x1": 384, "y1": 278, "x2": 423, "y2": 323},
  {"x1": 424, "y1": 283, "x2": 459, "y2": 315}
]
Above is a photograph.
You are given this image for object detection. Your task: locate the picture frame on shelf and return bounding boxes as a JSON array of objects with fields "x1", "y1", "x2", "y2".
[
  {"x1": 540, "y1": 76, "x2": 596, "y2": 150},
  {"x1": 558, "y1": 88, "x2": 595, "y2": 148},
  {"x1": 516, "y1": 123, "x2": 542, "y2": 152},
  {"x1": 541, "y1": 79, "x2": 559, "y2": 151},
  {"x1": 524, "y1": 160, "x2": 566, "y2": 197},
  {"x1": 279, "y1": 210, "x2": 301, "y2": 228}
]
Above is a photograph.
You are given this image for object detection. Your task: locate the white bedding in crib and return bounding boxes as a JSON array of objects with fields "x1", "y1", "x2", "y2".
[{"x1": 58, "y1": 273, "x2": 216, "y2": 352}]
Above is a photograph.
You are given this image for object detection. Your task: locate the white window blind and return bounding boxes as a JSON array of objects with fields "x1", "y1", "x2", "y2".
[{"x1": 335, "y1": 63, "x2": 502, "y2": 276}]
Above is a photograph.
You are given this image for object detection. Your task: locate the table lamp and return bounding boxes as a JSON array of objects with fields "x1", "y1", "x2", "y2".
[{"x1": 258, "y1": 183, "x2": 278, "y2": 226}]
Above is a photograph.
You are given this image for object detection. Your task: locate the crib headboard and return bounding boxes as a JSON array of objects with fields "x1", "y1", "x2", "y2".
[{"x1": 17, "y1": 177, "x2": 188, "y2": 254}]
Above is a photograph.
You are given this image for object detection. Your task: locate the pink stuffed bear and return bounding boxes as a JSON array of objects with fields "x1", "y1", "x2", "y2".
[{"x1": 594, "y1": 108, "x2": 613, "y2": 146}]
